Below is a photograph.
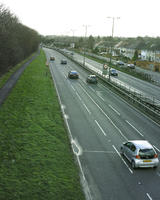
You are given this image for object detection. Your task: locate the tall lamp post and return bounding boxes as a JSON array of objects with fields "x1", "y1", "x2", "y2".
[
  {"x1": 70, "y1": 29, "x2": 76, "y2": 48},
  {"x1": 83, "y1": 25, "x2": 90, "y2": 66},
  {"x1": 107, "y1": 17, "x2": 120, "y2": 81}
]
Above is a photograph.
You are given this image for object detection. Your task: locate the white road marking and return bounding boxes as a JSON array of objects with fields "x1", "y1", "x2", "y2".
[
  {"x1": 153, "y1": 145, "x2": 160, "y2": 153},
  {"x1": 98, "y1": 95, "x2": 105, "y2": 101},
  {"x1": 99, "y1": 82, "x2": 160, "y2": 129},
  {"x1": 89, "y1": 85, "x2": 105, "y2": 101},
  {"x1": 112, "y1": 145, "x2": 133, "y2": 174},
  {"x1": 109, "y1": 105, "x2": 120, "y2": 115},
  {"x1": 82, "y1": 80, "x2": 87, "y2": 84},
  {"x1": 71, "y1": 138, "x2": 82, "y2": 156},
  {"x1": 125, "y1": 120, "x2": 144, "y2": 137},
  {"x1": 84, "y1": 150, "x2": 115, "y2": 153},
  {"x1": 64, "y1": 114, "x2": 69, "y2": 120},
  {"x1": 71, "y1": 84, "x2": 75, "y2": 91},
  {"x1": 89, "y1": 86, "x2": 95, "y2": 92},
  {"x1": 83, "y1": 103, "x2": 91, "y2": 114},
  {"x1": 146, "y1": 193, "x2": 152, "y2": 200},
  {"x1": 95, "y1": 120, "x2": 106, "y2": 136},
  {"x1": 77, "y1": 156, "x2": 93, "y2": 200},
  {"x1": 76, "y1": 92, "x2": 82, "y2": 101},
  {"x1": 50, "y1": 67, "x2": 93, "y2": 200},
  {"x1": 61, "y1": 104, "x2": 66, "y2": 110},
  {"x1": 79, "y1": 84, "x2": 128, "y2": 141}
]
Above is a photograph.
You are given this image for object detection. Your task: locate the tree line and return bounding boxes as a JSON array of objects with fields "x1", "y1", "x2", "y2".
[{"x1": 0, "y1": 4, "x2": 41, "y2": 76}]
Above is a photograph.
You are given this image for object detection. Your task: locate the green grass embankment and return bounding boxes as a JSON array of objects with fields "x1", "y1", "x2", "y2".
[
  {"x1": 0, "y1": 50, "x2": 85, "y2": 200},
  {"x1": 0, "y1": 53, "x2": 36, "y2": 89}
]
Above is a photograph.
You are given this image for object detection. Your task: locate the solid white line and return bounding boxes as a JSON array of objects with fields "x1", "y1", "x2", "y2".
[
  {"x1": 64, "y1": 114, "x2": 69, "y2": 120},
  {"x1": 79, "y1": 84, "x2": 128, "y2": 141},
  {"x1": 126, "y1": 120, "x2": 144, "y2": 137},
  {"x1": 82, "y1": 80, "x2": 87, "y2": 84},
  {"x1": 83, "y1": 103, "x2": 91, "y2": 114},
  {"x1": 153, "y1": 145, "x2": 160, "y2": 153},
  {"x1": 49, "y1": 67, "x2": 73, "y2": 140},
  {"x1": 49, "y1": 66, "x2": 93, "y2": 200},
  {"x1": 71, "y1": 84, "x2": 75, "y2": 91},
  {"x1": 112, "y1": 145, "x2": 133, "y2": 174},
  {"x1": 77, "y1": 156, "x2": 93, "y2": 200},
  {"x1": 89, "y1": 86, "x2": 95, "y2": 92},
  {"x1": 98, "y1": 95, "x2": 105, "y2": 101},
  {"x1": 84, "y1": 150, "x2": 115, "y2": 153},
  {"x1": 146, "y1": 193, "x2": 152, "y2": 200},
  {"x1": 95, "y1": 120, "x2": 106, "y2": 136},
  {"x1": 109, "y1": 104, "x2": 120, "y2": 115},
  {"x1": 76, "y1": 92, "x2": 82, "y2": 101}
]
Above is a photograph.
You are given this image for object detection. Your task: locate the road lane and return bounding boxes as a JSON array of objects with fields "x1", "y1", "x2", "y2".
[
  {"x1": 44, "y1": 48, "x2": 160, "y2": 200},
  {"x1": 72, "y1": 51, "x2": 160, "y2": 103}
]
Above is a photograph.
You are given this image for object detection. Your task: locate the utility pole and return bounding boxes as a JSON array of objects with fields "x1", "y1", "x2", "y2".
[
  {"x1": 83, "y1": 25, "x2": 90, "y2": 66},
  {"x1": 107, "y1": 17, "x2": 120, "y2": 81},
  {"x1": 70, "y1": 29, "x2": 76, "y2": 48}
]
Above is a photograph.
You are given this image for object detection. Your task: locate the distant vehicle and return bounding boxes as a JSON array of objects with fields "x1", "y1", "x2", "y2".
[
  {"x1": 127, "y1": 63, "x2": 135, "y2": 69},
  {"x1": 50, "y1": 56, "x2": 55, "y2": 61},
  {"x1": 100, "y1": 52, "x2": 107, "y2": 55},
  {"x1": 86, "y1": 75, "x2": 98, "y2": 84},
  {"x1": 61, "y1": 59, "x2": 67, "y2": 64},
  {"x1": 120, "y1": 140, "x2": 159, "y2": 169},
  {"x1": 110, "y1": 68, "x2": 118, "y2": 76},
  {"x1": 68, "y1": 71, "x2": 79, "y2": 79},
  {"x1": 117, "y1": 61, "x2": 124, "y2": 65}
]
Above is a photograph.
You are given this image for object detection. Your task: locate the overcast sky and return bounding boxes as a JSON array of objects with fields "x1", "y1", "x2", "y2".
[{"x1": 0, "y1": 0, "x2": 160, "y2": 37}]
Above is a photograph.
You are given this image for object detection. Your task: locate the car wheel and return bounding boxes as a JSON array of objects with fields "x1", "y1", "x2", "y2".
[
  {"x1": 131, "y1": 160, "x2": 136, "y2": 169},
  {"x1": 153, "y1": 165, "x2": 158, "y2": 169}
]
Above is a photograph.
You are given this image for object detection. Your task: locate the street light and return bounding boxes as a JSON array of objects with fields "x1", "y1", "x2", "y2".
[
  {"x1": 107, "y1": 17, "x2": 120, "y2": 81},
  {"x1": 83, "y1": 25, "x2": 90, "y2": 66},
  {"x1": 70, "y1": 29, "x2": 76, "y2": 48}
]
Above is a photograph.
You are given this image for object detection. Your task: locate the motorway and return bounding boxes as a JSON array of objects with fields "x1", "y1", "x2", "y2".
[
  {"x1": 68, "y1": 51, "x2": 160, "y2": 104},
  {"x1": 44, "y1": 47, "x2": 160, "y2": 200}
]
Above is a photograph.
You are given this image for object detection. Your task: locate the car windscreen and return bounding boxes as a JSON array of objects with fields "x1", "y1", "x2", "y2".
[
  {"x1": 139, "y1": 149, "x2": 155, "y2": 159},
  {"x1": 90, "y1": 76, "x2": 96, "y2": 79}
]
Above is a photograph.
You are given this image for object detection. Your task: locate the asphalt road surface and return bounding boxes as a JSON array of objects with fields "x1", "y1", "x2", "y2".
[
  {"x1": 44, "y1": 48, "x2": 160, "y2": 200},
  {"x1": 70, "y1": 51, "x2": 160, "y2": 104}
]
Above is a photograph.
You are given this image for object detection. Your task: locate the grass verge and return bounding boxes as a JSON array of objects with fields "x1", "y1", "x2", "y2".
[
  {"x1": 0, "y1": 50, "x2": 85, "y2": 200},
  {"x1": 0, "y1": 52, "x2": 36, "y2": 89}
]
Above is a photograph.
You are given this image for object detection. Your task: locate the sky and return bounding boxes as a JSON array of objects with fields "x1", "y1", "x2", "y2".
[{"x1": 0, "y1": 0, "x2": 160, "y2": 38}]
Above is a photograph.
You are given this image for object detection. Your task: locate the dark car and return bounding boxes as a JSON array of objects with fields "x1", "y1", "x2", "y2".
[
  {"x1": 61, "y1": 59, "x2": 67, "y2": 64},
  {"x1": 86, "y1": 75, "x2": 98, "y2": 84},
  {"x1": 68, "y1": 71, "x2": 79, "y2": 79},
  {"x1": 117, "y1": 61, "x2": 124, "y2": 65},
  {"x1": 50, "y1": 56, "x2": 55, "y2": 61},
  {"x1": 110, "y1": 69, "x2": 118, "y2": 76}
]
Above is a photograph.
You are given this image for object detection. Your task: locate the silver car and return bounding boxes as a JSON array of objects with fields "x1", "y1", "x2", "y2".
[
  {"x1": 127, "y1": 63, "x2": 135, "y2": 69},
  {"x1": 121, "y1": 140, "x2": 159, "y2": 169}
]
